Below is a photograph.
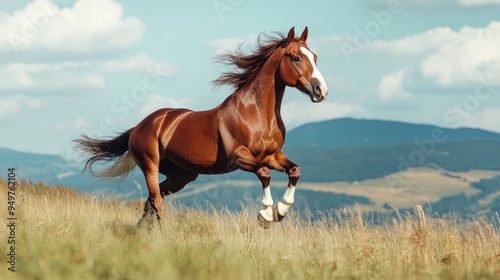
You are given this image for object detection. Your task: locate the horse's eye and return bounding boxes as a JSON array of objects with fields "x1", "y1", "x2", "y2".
[{"x1": 292, "y1": 56, "x2": 301, "y2": 62}]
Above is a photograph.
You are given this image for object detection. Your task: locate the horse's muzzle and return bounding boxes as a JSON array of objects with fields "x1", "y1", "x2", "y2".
[
  {"x1": 310, "y1": 79, "x2": 328, "y2": 103},
  {"x1": 298, "y1": 76, "x2": 328, "y2": 103}
]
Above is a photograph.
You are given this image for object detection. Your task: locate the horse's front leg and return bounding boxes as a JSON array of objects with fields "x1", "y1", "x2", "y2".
[
  {"x1": 266, "y1": 150, "x2": 300, "y2": 222},
  {"x1": 255, "y1": 165, "x2": 274, "y2": 229},
  {"x1": 234, "y1": 146, "x2": 274, "y2": 229}
]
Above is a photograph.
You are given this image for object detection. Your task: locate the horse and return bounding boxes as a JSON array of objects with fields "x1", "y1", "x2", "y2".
[{"x1": 74, "y1": 26, "x2": 328, "y2": 229}]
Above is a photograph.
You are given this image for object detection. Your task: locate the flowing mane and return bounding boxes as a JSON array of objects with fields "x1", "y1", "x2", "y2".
[{"x1": 212, "y1": 32, "x2": 288, "y2": 91}]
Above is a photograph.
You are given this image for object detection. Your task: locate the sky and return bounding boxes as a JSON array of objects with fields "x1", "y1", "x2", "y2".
[{"x1": 1, "y1": 0, "x2": 500, "y2": 160}]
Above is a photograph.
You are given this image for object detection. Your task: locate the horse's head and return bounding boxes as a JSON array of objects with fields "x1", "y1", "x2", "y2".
[{"x1": 279, "y1": 27, "x2": 328, "y2": 103}]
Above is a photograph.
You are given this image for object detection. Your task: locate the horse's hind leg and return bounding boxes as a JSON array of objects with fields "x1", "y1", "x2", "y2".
[
  {"x1": 129, "y1": 139, "x2": 164, "y2": 228},
  {"x1": 158, "y1": 159, "x2": 198, "y2": 197},
  {"x1": 136, "y1": 168, "x2": 164, "y2": 228},
  {"x1": 137, "y1": 159, "x2": 198, "y2": 227}
]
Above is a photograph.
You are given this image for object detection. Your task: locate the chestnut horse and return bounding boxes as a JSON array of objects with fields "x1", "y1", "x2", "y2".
[{"x1": 74, "y1": 27, "x2": 328, "y2": 229}]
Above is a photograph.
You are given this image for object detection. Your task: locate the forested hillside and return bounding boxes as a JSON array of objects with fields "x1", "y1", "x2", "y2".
[
  {"x1": 285, "y1": 139, "x2": 500, "y2": 182},
  {"x1": 405, "y1": 175, "x2": 500, "y2": 220}
]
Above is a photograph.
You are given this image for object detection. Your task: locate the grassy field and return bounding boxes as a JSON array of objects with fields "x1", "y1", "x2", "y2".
[{"x1": 1, "y1": 178, "x2": 499, "y2": 280}]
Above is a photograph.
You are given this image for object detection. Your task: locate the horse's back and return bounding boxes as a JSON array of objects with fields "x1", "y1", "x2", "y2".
[{"x1": 131, "y1": 107, "x2": 192, "y2": 140}]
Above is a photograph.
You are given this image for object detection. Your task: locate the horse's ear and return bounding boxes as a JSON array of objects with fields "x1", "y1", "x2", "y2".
[
  {"x1": 287, "y1": 27, "x2": 295, "y2": 43},
  {"x1": 300, "y1": 26, "x2": 308, "y2": 42}
]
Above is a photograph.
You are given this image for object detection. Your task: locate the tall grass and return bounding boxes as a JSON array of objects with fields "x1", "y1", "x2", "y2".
[{"x1": 1, "y1": 178, "x2": 499, "y2": 279}]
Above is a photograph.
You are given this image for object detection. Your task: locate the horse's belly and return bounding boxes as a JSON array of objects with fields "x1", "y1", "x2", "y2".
[
  {"x1": 162, "y1": 112, "x2": 228, "y2": 174},
  {"x1": 165, "y1": 153, "x2": 235, "y2": 175}
]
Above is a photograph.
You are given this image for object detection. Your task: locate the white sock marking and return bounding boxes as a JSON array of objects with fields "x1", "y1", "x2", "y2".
[
  {"x1": 260, "y1": 186, "x2": 274, "y2": 222},
  {"x1": 278, "y1": 185, "x2": 296, "y2": 216}
]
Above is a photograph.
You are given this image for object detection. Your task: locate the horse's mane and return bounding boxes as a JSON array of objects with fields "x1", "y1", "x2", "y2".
[{"x1": 212, "y1": 32, "x2": 288, "y2": 91}]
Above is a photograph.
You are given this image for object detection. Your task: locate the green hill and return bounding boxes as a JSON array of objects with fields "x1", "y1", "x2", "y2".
[{"x1": 286, "y1": 118, "x2": 500, "y2": 149}]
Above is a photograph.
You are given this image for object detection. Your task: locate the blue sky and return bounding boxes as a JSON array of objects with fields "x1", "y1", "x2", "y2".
[{"x1": 1, "y1": 0, "x2": 500, "y2": 159}]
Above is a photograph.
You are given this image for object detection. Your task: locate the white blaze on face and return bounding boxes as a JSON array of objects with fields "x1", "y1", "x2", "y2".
[{"x1": 300, "y1": 47, "x2": 328, "y2": 96}]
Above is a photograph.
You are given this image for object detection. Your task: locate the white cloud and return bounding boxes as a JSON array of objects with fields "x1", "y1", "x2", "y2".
[
  {"x1": 480, "y1": 108, "x2": 500, "y2": 132},
  {"x1": 0, "y1": 62, "x2": 105, "y2": 90},
  {"x1": 282, "y1": 100, "x2": 366, "y2": 129},
  {"x1": 74, "y1": 117, "x2": 91, "y2": 130},
  {"x1": 420, "y1": 22, "x2": 500, "y2": 86},
  {"x1": 57, "y1": 171, "x2": 77, "y2": 180},
  {"x1": 378, "y1": 68, "x2": 412, "y2": 101},
  {"x1": 0, "y1": 0, "x2": 144, "y2": 52},
  {"x1": 369, "y1": 27, "x2": 457, "y2": 55},
  {"x1": 366, "y1": 21, "x2": 500, "y2": 90},
  {"x1": 368, "y1": 0, "x2": 500, "y2": 8},
  {"x1": 461, "y1": 108, "x2": 500, "y2": 132},
  {"x1": 54, "y1": 117, "x2": 92, "y2": 131},
  {"x1": 100, "y1": 54, "x2": 166, "y2": 73},
  {"x1": 459, "y1": 0, "x2": 500, "y2": 6},
  {"x1": 139, "y1": 94, "x2": 191, "y2": 116},
  {"x1": 0, "y1": 54, "x2": 175, "y2": 91},
  {"x1": 0, "y1": 94, "x2": 41, "y2": 121},
  {"x1": 206, "y1": 34, "x2": 258, "y2": 54}
]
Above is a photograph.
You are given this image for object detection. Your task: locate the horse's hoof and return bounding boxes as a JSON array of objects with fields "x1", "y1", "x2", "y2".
[
  {"x1": 136, "y1": 209, "x2": 158, "y2": 230},
  {"x1": 273, "y1": 204, "x2": 285, "y2": 222},
  {"x1": 257, "y1": 213, "x2": 272, "y2": 229},
  {"x1": 135, "y1": 220, "x2": 142, "y2": 229},
  {"x1": 135, "y1": 218, "x2": 153, "y2": 231}
]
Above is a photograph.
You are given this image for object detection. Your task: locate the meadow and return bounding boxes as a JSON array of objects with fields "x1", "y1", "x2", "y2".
[{"x1": 1, "y1": 178, "x2": 499, "y2": 279}]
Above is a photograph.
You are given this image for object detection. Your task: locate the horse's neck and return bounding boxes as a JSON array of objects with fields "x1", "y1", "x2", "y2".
[{"x1": 236, "y1": 49, "x2": 286, "y2": 127}]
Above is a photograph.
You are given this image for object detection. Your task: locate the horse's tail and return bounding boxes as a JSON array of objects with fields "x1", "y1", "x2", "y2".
[{"x1": 73, "y1": 128, "x2": 136, "y2": 181}]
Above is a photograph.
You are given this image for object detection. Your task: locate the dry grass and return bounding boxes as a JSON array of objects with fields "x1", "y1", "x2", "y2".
[{"x1": 1, "y1": 179, "x2": 499, "y2": 280}]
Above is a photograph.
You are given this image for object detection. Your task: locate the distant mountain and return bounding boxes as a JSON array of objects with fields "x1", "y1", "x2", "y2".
[
  {"x1": 0, "y1": 147, "x2": 71, "y2": 183},
  {"x1": 0, "y1": 147, "x2": 141, "y2": 198},
  {"x1": 2, "y1": 118, "x2": 500, "y2": 220},
  {"x1": 285, "y1": 118, "x2": 500, "y2": 149}
]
